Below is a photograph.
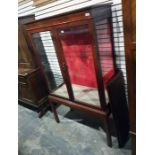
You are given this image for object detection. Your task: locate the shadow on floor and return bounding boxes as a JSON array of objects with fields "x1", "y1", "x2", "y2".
[{"x1": 55, "y1": 105, "x2": 131, "y2": 150}]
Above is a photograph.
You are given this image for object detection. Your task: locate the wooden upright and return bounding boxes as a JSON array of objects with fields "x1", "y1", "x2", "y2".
[{"x1": 122, "y1": 0, "x2": 136, "y2": 154}]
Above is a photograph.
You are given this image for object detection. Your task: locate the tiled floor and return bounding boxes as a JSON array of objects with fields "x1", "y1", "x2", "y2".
[{"x1": 18, "y1": 105, "x2": 131, "y2": 155}]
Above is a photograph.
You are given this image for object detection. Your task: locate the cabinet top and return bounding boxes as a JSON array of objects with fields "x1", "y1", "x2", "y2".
[{"x1": 24, "y1": 4, "x2": 112, "y2": 32}]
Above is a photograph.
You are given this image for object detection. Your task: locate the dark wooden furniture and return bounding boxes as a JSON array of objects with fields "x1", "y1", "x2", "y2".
[
  {"x1": 18, "y1": 16, "x2": 49, "y2": 117},
  {"x1": 18, "y1": 16, "x2": 35, "y2": 69},
  {"x1": 107, "y1": 71, "x2": 129, "y2": 147},
  {"x1": 18, "y1": 68, "x2": 49, "y2": 117},
  {"x1": 24, "y1": 5, "x2": 129, "y2": 147},
  {"x1": 122, "y1": 0, "x2": 136, "y2": 154}
]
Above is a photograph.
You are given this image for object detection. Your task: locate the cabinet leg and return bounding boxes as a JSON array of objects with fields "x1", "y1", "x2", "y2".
[
  {"x1": 38, "y1": 110, "x2": 44, "y2": 118},
  {"x1": 50, "y1": 101, "x2": 60, "y2": 123},
  {"x1": 38, "y1": 104, "x2": 50, "y2": 118},
  {"x1": 70, "y1": 108, "x2": 74, "y2": 111},
  {"x1": 103, "y1": 116, "x2": 112, "y2": 147}
]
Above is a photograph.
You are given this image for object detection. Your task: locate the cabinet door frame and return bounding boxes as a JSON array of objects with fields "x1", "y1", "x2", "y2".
[
  {"x1": 53, "y1": 19, "x2": 107, "y2": 110},
  {"x1": 25, "y1": 30, "x2": 52, "y2": 93},
  {"x1": 26, "y1": 28, "x2": 74, "y2": 101},
  {"x1": 24, "y1": 16, "x2": 109, "y2": 111}
]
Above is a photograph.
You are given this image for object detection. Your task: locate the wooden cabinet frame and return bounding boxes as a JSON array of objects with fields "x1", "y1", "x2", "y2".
[
  {"x1": 122, "y1": 0, "x2": 136, "y2": 154},
  {"x1": 24, "y1": 5, "x2": 129, "y2": 147}
]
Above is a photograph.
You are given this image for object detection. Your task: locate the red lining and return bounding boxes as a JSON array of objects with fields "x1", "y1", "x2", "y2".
[{"x1": 60, "y1": 24, "x2": 114, "y2": 88}]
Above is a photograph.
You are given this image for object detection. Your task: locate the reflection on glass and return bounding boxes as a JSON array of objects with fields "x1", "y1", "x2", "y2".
[
  {"x1": 59, "y1": 25, "x2": 100, "y2": 107},
  {"x1": 32, "y1": 31, "x2": 68, "y2": 99},
  {"x1": 95, "y1": 19, "x2": 115, "y2": 85}
]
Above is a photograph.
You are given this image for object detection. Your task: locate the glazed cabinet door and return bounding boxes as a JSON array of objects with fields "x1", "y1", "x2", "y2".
[
  {"x1": 31, "y1": 31, "x2": 69, "y2": 99},
  {"x1": 56, "y1": 22, "x2": 102, "y2": 108}
]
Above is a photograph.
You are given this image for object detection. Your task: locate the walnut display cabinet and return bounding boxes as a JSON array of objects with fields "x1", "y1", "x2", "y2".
[
  {"x1": 18, "y1": 16, "x2": 49, "y2": 117},
  {"x1": 24, "y1": 5, "x2": 129, "y2": 147}
]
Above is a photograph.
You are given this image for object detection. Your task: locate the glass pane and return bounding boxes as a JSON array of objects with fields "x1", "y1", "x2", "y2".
[
  {"x1": 95, "y1": 19, "x2": 115, "y2": 85},
  {"x1": 91, "y1": 5, "x2": 115, "y2": 85},
  {"x1": 58, "y1": 25, "x2": 100, "y2": 107},
  {"x1": 32, "y1": 31, "x2": 69, "y2": 99}
]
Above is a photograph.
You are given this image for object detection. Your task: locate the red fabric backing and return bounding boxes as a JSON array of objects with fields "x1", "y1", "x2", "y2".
[
  {"x1": 60, "y1": 24, "x2": 114, "y2": 88},
  {"x1": 61, "y1": 32, "x2": 98, "y2": 87}
]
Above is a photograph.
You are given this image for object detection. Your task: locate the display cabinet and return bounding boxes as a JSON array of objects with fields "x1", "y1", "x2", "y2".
[{"x1": 24, "y1": 5, "x2": 129, "y2": 147}]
